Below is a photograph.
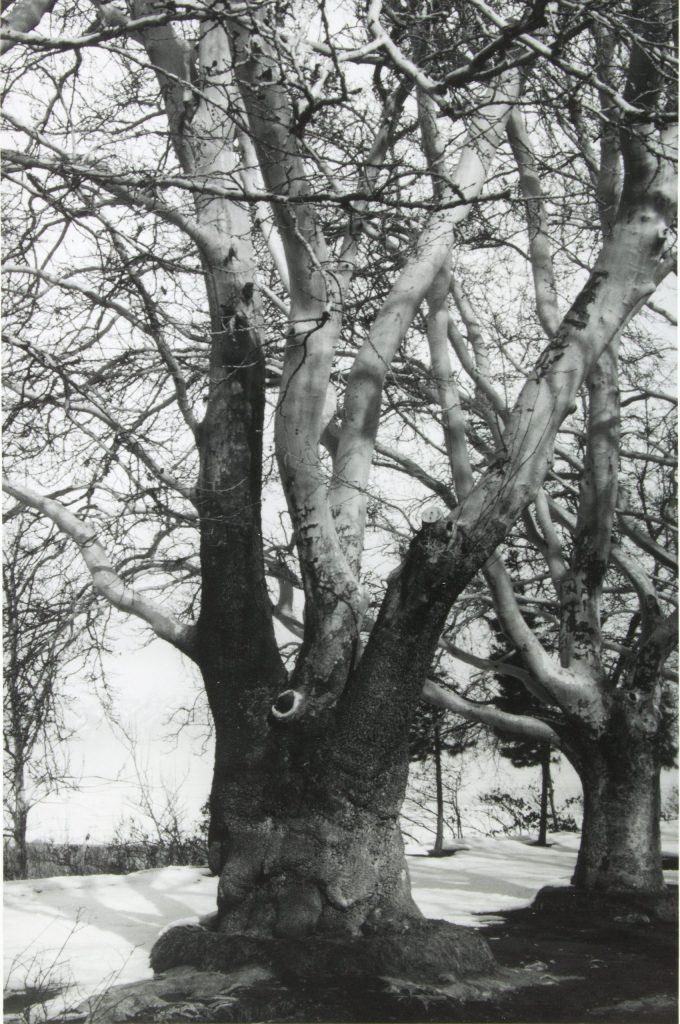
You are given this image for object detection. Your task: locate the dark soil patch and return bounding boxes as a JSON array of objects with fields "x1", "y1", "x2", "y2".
[
  {"x1": 291, "y1": 891, "x2": 678, "y2": 1022},
  {"x1": 467, "y1": 889, "x2": 678, "y2": 1023},
  {"x1": 4, "y1": 985, "x2": 62, "y2": 1013}
]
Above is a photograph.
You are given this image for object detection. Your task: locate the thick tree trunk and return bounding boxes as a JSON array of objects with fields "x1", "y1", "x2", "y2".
[
  {"x1": 203, "y1": 576, "x2": 437, "y2": 936},
  {"x1": 196, "y1": 268, "x2": 287, "y2": 874},
  {"x1": 154, "y1": 678, "x2": 497, "y2": 982},
  {"x1": 203, "y1": 703, "x2": 420, "y2": 936},
  {"x1": 572, "y1": 725, "x2": 663, "y2": 892},
  {"x1": 214, "y1": 782, "x2": 418, "y2": 938}
]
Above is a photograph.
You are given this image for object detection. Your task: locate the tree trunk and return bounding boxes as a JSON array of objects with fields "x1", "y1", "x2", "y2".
[
  {"x1": 153, "y1": 694, "x2": 497, "y2": 986},
  {"x1": 433, "y1": 719, "x2": 445, "y2": 856},
  {"x1": 548, "y1": 765, "x2": 558, "y2": 830},
  {"x1": 196, "y1": 265, "x2": 287, "y2": 875},
  {"x1": 453, "y1": 784, "x2": 464, "y2": 840},
  {"x1": 202, "y1": 568, "x2": 444, "y2": 937},
  {"x1": 196, "y1": 517, "x2": 496, "y2": 934},
  {"x1": 204, "y1": 529, "x2": 460, "y2": 937},
  {"x1": 216, "y1": 790, "x2": 418, "y2": 938},
  {"x1": 571, "y1": 720, "x2": 663, "y2": 892},
  {"x1": 536, "y1": 744, "x2": 550, "y2": 846},
  {"x1": 12, "y1": 767, "x2": 29, "y2": 880},
  {"x1": 203, "y1": 711, "x2": 420, "y2": 937}
]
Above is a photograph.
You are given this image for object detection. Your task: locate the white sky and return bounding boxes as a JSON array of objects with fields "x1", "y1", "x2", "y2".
[{"x1": 26, "y1": 630, "x2": 212, "y2": 844}]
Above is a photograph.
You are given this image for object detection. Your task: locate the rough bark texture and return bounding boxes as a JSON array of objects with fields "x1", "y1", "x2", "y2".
[
  {"x1": 196, "y1": 270, "x2": 287, "y2": 875},
  {"x1": 214, "y1": 783, "x2": 418, "y2": 938},
  {"x1": 198, "y1": 527, "x2": 483, "y2": 938},
  {"x1": 157, "y1": 676, "x2": 495, "y2": 980},
  {"x1": 11, "y1": 768, "x2": 29, "y2": 880},
  {"x1": 188, "y1": 529, "x2": 489, "y2": 941},
  {"x1": 537, "y1": 747, "x2": 550, "y2": 847},
  {"x1": 205, "y1": 643, "x2": 429, "y2": 937},
  {"x1": 568, "y1": 695, "x2": 664, "y2": 892}
]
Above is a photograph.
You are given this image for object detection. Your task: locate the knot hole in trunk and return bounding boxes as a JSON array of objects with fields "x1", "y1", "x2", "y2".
[{"x1": 271, "y1": 688, "x2": 304, "y2": 721}]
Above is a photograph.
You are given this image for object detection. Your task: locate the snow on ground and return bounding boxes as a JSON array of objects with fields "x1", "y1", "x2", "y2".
[
  {"x1": 406, "y1": 825, "x2": 677, "y2": 925},
  {"x1": 4, "y1": 825, "x2": 678, "y2": 1018}
]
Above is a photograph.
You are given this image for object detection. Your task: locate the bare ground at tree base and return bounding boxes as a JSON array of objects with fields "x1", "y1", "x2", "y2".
[
  {"x1": 469, "y1": 894, "x2": 678, "y2": 1023},
  {"x1": 289, "y1": 900, "x2": 678, "y2": 1023}
]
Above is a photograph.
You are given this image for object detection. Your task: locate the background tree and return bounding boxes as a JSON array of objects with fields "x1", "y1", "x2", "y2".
[
  {"x1": 421, "y1": 11, "x2": 678, "y2": 889},
  {"x1": 2, "y1": 0, "x2": 676, "y2": 971},
  {"x1": 3, "y1": 512, "x2": 95, "y2": 878},
  {"x1": 409, "y1": 673, "x2": 482, "y2": 855},
  {"x1": 488, "y1": 617, "x2": 561, "y2": 846}
]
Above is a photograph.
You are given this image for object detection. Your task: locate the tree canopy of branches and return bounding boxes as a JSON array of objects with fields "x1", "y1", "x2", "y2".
[
  {"x1": 2, "y1": 0, "x2": 676, "y2": 958},
  {"x1": 2, "y1": 511, "x2": 97, "y2": 877}
]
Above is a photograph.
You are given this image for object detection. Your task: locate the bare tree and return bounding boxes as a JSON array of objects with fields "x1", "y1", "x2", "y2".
[
  {"x1": 2, "y1": 0, "x2": 676, "y2": 967},
  {"x1": 420, "y1": 19, "x2": 678, "y2": 889},
  {"x1": 2, "y1": 513, "x2": 91, "y2": 878}
]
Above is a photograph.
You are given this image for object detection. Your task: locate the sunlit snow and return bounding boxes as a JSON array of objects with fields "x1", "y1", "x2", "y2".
[{"x1": 4, "y1": 825, "x2": 677, "y2": 1020}]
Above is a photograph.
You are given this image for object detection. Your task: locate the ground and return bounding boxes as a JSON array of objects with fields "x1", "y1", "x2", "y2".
[
  {"x1": 4, "y1": 826, "x2": 677, "y2": 1023},
  {"x1": 475, "y1": 898, "x2": 677, "y2": 1023}
]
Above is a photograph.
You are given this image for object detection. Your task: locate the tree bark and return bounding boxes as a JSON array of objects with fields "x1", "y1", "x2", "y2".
[
  {"x1": 12, "y1": 764, "x2": 29, "y2": 881},
  {"x1": 204, "y1": 715, "x2": 420, "y2": 936},
  {"x1": 571, "y1": 711, "x2": 663, "y2": 892},
  {"x1": 433, "y1": 719, "x2": 445, "y2": 856},
  {"x1": 214, "y1": 788, "x2": 419, "y2": 938},
  {"x1": 537, "y1": 745, "x2": 550, "y2": 847},
  {"x1": 196, "y1": 262, "x2": 288, "y2": 874},
  {"x1": 0, "y1": 0, "x2": 56, "y2": 55},
  {"x1": 548, "y1": 766, "x2": 558, "y2": 831},
  {"x1": 203, "y1": 606, "x2": 431, "y2": 933}
]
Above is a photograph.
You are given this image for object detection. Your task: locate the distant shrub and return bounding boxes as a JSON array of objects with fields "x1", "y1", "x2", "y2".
[
  {"x1": 110, "y1": 817, "x2": 207, "y2": 872},
  {"x1": 480, "y1": 787, "x2": 581, "y2": 837},
  {"x1": 660, "y1": 785, "x2": 678, "y2": 823},
  {"x1": 4, "y1": 839, "x2": 72, "y2": 880},
  {"x1": 3, "y1": 827, "x2": 207, "y2": 880}
]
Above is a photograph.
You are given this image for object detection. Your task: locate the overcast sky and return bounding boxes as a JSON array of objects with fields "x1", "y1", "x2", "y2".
[{"x1": 26, "y1": 628, "x2": 212, "y2": 844}]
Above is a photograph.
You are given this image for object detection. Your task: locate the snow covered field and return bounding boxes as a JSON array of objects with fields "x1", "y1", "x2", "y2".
[{"x1": 4, "y1": 825, "x2": 678, "y2": 1019}]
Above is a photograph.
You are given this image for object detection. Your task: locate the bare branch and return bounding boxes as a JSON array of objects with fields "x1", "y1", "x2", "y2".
[
  {"x1": 1, "y1": 0, "x2": 56, "y2": 55},
  {"x1": 484, "y1": 554, "x2": 605, "y2": 724},
  {"x1": 331, "y1": 64, "x2": 523, "y2": 569},
  {"x1": 2, "y1": 479, "x2": 197, "y2": 657},
  {"x1": 421, "y1": 679, "x2": 561, "y2": 747},
  {"x1": 507, "y1": 109, "x2": 560, "y2": 336}
]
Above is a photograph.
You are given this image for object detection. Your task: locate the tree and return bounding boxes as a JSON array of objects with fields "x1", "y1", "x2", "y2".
[
  {"x1": 409, "y1": 692, "x2": 481, "y2": 854},
  {"x1": 488, "y1": 618, "x2": 560, "y2": 846},
  {"x1": 3, "y1": 512, "x2": 93, "y2": 878},
  {"x1": 425, "y1": 255, "x2": 677, "y2": 889},
  {"x1": 2, "y1": 0, "x2": 676, "y2": 966}
]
